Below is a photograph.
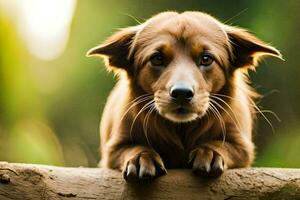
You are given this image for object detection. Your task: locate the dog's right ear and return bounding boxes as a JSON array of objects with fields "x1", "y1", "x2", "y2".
[{"x1": 86, "y1": 26, "x2": 139, "y2": 72}]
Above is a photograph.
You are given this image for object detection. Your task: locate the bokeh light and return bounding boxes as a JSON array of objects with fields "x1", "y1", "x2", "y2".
[{"x1": 18, "y1": 0, "x2": 77, "y2": 60}]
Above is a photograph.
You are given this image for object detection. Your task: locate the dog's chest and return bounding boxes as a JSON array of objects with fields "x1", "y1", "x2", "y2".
[{"x1": 149, "y1": 122, "x2": 202, "y2": 168}]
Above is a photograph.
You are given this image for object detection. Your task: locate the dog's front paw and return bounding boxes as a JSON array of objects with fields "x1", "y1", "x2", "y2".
[
  {"x1": 189, "y1": 147, "x2": 225, "y2": 178},
  {"x1": 123, "y1": 151, "x2": 167, "y2": 182}
]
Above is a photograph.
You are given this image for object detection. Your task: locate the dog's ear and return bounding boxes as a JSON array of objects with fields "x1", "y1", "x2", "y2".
[
  {"x1": 224, "y1": 25, "x2": 282, "y2": 69},
  {"x1": 87, "y1": 26, "x2": 139, "y2": 72}
]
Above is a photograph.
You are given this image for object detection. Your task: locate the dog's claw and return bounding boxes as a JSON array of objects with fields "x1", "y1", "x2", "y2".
[
  {"x1": 123, "y1": 151, "x2": 167, "y2": 182},
  {"x1": 124, "y1": 163, "x2": 138, "y2": 181},
  {"x1": 190, "y1": 147, "x2": 225, "y2": 178}
]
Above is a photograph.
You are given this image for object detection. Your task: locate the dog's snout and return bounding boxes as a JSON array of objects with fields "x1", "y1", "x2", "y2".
[{"x1": 170, "y1": 84, "x2": 194, "y2": 103}]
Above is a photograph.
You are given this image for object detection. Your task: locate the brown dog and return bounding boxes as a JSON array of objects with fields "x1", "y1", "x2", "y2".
[{"x1": 87, "y1": 11, "x2": 281, "y2": 181}]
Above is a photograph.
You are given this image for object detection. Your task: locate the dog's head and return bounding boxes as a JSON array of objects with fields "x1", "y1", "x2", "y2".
[{"x1": 88, "y1": 11, "x2": 281, "y2": 123}]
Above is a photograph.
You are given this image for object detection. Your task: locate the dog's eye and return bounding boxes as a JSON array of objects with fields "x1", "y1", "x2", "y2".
[
  {"x1": 150, "y1": 53, "x2": 164, "y2": 66},
  {"x1": 199, "y1": 54, "x2": 214, "y2": 67}
]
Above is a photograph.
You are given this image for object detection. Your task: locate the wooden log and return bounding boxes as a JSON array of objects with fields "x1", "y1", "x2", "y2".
[{"x1": 0, "y1": 162, "x2": 299, "y2": 200}]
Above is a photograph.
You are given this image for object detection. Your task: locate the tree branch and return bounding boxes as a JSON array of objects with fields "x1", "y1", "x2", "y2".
[{"x1": 0, "y1": 162, "x2": 299, "y2": 199}]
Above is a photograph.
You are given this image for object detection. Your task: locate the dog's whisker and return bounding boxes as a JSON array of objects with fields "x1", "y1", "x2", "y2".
[
  {"x1": 120, "y1": 95, "x2": 153, "y2": 123},
  {"x1": 247, "y1": 95, "x2": 276, "y2": 134},
  {"x1": 213, "y1": 93, "x2": 277, "y2": 133},
  {"x1": 203, "y1": 106, "x2": 211, "y2": 122},
  {"x1": 120, "y1": 12, "x2": 144, "y2": 24},
  {"x1": 223, "y1": 8, "x2": 248, "y2": 24},
  {"x1": 210, "y1": 96, "x2": 242, "y2": 133},
  {"x1": 254, "y1": 110, "x2": 281, "y2": 122},
  {"x1": 208, "y1": 102, "x2": 226, "y2": 145},
  {"x1": 155, "y1": 101, "x2": 169, "y2": 106},
  {"x1": 213, "y1": 93, "x2": 253, "y2": 106},
  {"x1": 129, "y1": 100, "x2": 155, "y2": 142},
  {"x1": 154, "y1": 98, "x2": 170, "y2": 103},
  {"x1": 208, "y1": 103, "x2": 223, "y2": 130},
  {"x1": 207, "y1": 105, "x2": 223, "y2": 138},
  {"x1": 143, "y1": 104, "x2": 156, "y2": 146},
  {"x1": 125, "y1": 94, "x2": 153, "y2": 107}
]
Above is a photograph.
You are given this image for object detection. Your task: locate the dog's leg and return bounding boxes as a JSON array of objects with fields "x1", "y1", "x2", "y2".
[
  {"x1": 189, "y1": 138, "x2": 254, "y2": 177},
  {"x1": 106, "y1": 145, "x2": 167, "y2": 181}
]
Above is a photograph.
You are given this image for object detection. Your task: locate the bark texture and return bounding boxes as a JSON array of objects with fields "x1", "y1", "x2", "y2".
[{"x1": 0, "y1": 162, "x2": 299, "y2": 200}]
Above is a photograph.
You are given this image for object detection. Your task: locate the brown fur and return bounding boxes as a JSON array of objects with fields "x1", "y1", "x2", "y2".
[{"x1": 87, "y1": 11, "x2": 281, "y2": 181}]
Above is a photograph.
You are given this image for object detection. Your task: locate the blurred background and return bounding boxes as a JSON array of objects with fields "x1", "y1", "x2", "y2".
[{"x1": 0, "y1": 0, "x2": 299, "y2": 168}]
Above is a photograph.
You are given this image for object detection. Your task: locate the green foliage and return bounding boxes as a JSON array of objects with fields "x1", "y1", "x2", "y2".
[{"x1": 256, "y1": 125, "x2": 300, "y2": 167}]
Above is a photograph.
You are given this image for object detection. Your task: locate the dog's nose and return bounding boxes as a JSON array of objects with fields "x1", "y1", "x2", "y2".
[{"x1": 170, "y1": 84, "x2": 194, "y2": 103}]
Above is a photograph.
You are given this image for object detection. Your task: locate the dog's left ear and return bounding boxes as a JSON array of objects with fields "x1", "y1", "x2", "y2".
[
  {"x1": 86, "y1": 26, "x2": 140, "y2": 73},
  {"x1": 224, "y1": 25, "x2": 282, "y2": 69}
]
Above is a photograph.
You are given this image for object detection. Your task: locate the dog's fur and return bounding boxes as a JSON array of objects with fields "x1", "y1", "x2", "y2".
[{"x1": 87, "y1": 11, "x2": 281, "y2": 181}]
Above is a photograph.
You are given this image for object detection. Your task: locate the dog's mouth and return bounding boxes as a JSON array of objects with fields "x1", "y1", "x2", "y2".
[
  {"x1": 154, "y1": 91, "x2": 210, "y2": 123},
  {"x1": 154, "y1": 98, "x2": 210, "y2": 123},
  {"x1": 155, "y1": 103, "x2": 200, "y2": 123},
  {"x1": 174, "y1": 106, "x2": 191, "y2": 115}
]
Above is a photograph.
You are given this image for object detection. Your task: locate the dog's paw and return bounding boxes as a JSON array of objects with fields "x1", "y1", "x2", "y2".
[
  {"x1": 123, "y1": 151, "x2": 167, "y2": 182},
  {"x1": 189, "y1": 147, "x2": 225, "y2": 178}
]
